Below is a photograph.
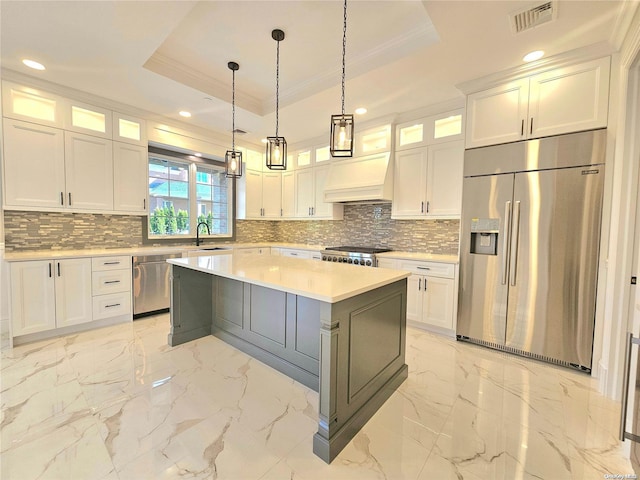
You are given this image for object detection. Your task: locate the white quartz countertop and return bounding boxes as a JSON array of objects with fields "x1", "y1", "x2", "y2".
[
  {"x1": 377, "y1": 251, "x2": 459, "y2": 263},
  {"x1": 168, "y1": 254, "x2": 410, "y2": 303}
]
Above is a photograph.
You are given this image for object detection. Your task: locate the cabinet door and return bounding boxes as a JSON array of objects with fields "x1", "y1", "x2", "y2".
[
  {"x1": 528, "y1": 57, "x2": 610, "y2": 139},
  {"x1": 312, "y1": 165, "x2": 332, "y2": 218},
  {"x1": 244, "y1": 169, "x2": 264, "y2": 219},
  {"x1": 406, "y1": 274, "x2": 423, "y2": 323},
  {"x1": 281, "y1": 171, "x2": 296, "y2": 218},
  {"x1": 66, "y1": 101, "x2": 112, "y2": 139},
  {"x1": 295, "y1": 168, "x2": 314, "y2": 217},
  {"x1": 262, "y1": 171, "x2": 282, "y2": 218},
  {"x1": 54, "y1": 258, "x2": 93, "y2": 328},
  {"x1": 10, "y1": 261, "x2": 56, "y2": 336},
  {"x1": 392, "y1": 148, "x2": 428, "y2": 218},
  {"x1": 64, "y1": 131, "x2": 114, "y2": 211},
  {"x1": 422, "y1": 276, "x2": 454, "y2": 330},
  {"x1": 113, "y1": 113, "x2": 147, "y2": 146},
  {"x1": 465, "y1": 79, "x2": 529, "y2": 149},
  {"x1": 426, "y1": 140, "x2": 464, "y2": 217},
  {"x1": 2, "y1": 81, "x2": 66, "y2": 127},
  {"x1": 113, "y1": 142, "x2": 148, "y2": 213},
  {"x1": 3, "y1": 118, "x2": 66, "y2": 209}
]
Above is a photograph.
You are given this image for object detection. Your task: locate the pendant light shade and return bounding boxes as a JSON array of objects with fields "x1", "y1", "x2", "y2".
[
  {"x1": 225, "y1": 61, "x2": 243, "y2": 178},
  {"x1": 266, "y1": 29, "x2": 287, "y2": 170},
  {"x1": 329, "y1": 0, "x2": 354, "y2": 157}
]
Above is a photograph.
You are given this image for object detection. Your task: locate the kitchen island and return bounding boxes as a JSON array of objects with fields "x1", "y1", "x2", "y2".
[{"x1": 167, "y1": 254, "x2": 409, "y2": 463}]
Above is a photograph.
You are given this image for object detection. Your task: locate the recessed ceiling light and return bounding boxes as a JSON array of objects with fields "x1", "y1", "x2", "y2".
[
  {"x1": 22, "y1": 59, "x2": 45, "y2": 70},
  {"x1": 194, "y1": 153, "x2": 202, "y2": 157},
  {"x1": 355, "y1": 107, "x2": 367, "y2": 115},
  {"x1": 523, "y1": 50, "x2": 544, "y2": 63},
  {"x1": 261, "y1": 138, "x2": 268, "y2": 144},
  {"x1": 179, "y1": 111, "x2": 192, "y2": 118}
]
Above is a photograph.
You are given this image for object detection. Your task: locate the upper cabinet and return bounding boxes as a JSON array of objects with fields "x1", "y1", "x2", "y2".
[
  {"x1": 2, "y1": 81, "x2": 67, "y2": 127},
  {"x1": 67, "y1": 101, "x2": 112, "y2": 139},
  {"x1": 396, "y1": 109, "x2": 464, "y2": 150},
  {"x1": 113, "y1": 113, "x2": 147, "y2": 146},
  {"x1": 465, "y1": 57, "x2": 610, "y2": 149},
  {"x1": 354, "y1": 124, "x2": 392, "y2": 156}
]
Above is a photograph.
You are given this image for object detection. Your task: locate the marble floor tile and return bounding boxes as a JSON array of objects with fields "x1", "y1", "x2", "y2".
[{"x1": 0, "y1": 313, "x2": 635, "y2": 480}]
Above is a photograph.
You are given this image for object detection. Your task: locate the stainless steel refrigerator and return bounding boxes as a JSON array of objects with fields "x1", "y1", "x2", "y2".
[{"x1": 457, "y1": 129, "x2": 607, "y2": 371}]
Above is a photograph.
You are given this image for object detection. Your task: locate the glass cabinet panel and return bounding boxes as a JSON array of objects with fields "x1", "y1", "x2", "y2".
[
  {"x1": 315, "y1": 146, "x2": 330, "y2": 163},
  {"x1": 434, "y1": 114, "x2": 462, "y2": 139},
  {"x1": 399, "y1": 124, "x2": 424, "y2": 147},
  {"x1": 71, "y1": 106, "x2": 106, "y2": 133}
]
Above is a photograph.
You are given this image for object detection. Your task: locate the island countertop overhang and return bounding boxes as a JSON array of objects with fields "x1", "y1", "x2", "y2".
[{"x1": 167, "y1": 254, "x2": 410, "y2": 303}]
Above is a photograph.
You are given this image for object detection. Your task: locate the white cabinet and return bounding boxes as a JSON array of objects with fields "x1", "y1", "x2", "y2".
[
  {"x1": 3, "y1": 118, "x2": 66, "y2": 209},
  {"x1": 64, "y1": 131, "x2": 114, "y2": 211},
  {"x1": 91, "y1": 255, "x2": 132, "y2": 321},
  {"x1": 67, "y1": 101, "x2": 112, "y2": 139},
  {"x1": 113, "y1": 142, "x2": 148, "y2": 213},
  {"x1": 2, "y1": 81, "x2": 67, "y2": 127},
  {"x1": 354, "y1": 124, "x2": 392, "y2": 157},
  {"x1": 295, "y1": 165, "x2": 343, "y2": 219},
  {"x1": 396, "y1": 109, "x2": 464, "y2": 150},
  {"x1": 281, "y1": 170, "x2": 296, "y2": 218},
  {"x1": 113, "y1": 113, "x2": 146, "y2": 146},
  {"x1": 239, "y1": 169, "x2": 282, "y2": 219},
  {"x1": 233, "y1": 247, "x2": 270, "y2": 256},
  {"x1": 11, "y1": 258, "x2": 92, "y2": 336},
  {"x1": 277, "y1": 248, "x2": 322, "y2": 260},
  {"x1": 465, "y1": 57, "x2": 610, "y2": 148},
  {"x1": 398, "y1": 259, "x2": 456, "y2": 334},
  {"x1": 392, "y1": 140, "x2": 464, "y2": 219}
]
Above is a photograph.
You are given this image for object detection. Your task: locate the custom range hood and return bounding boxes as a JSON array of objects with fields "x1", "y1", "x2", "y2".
[{"x1": 323, "y1": 152, "x2": 393, "y2": 203}]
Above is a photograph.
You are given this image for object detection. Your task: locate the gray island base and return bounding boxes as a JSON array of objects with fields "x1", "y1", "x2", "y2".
[{"x1": 167, "y1": 258, "x2": 408, "y2": 463}]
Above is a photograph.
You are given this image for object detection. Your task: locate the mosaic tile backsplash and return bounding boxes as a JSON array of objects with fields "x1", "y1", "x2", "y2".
[{"x1": 4, "y1": 204, "x2": 459, "y2": 254}]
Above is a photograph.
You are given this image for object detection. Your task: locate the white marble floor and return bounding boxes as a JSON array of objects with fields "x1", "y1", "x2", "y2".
[{"x1": 0, "y1": 313, "x2": 634, "y2": 480}]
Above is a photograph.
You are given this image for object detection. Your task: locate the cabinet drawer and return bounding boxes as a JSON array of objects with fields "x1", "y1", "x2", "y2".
[
  {"x1": 92, "y1": 269, "x2": 131, "y2": 295},
  {"x1": 398, "y1": 260, "x2": 455, "y2": 278},
  {"x1": 92, "y1": 255, "x2": 131, "y2": 271},
  {"x1": 279, "y1": 248, "x2": 312, "y2": 259},
  {"x1": 92, "y1": 292, "x2": 131, "y2": 320}
]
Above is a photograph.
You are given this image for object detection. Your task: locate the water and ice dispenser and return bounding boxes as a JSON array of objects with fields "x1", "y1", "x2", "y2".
[{"x1": 469, "y1": 218, "x2": 499, "y2": 255}]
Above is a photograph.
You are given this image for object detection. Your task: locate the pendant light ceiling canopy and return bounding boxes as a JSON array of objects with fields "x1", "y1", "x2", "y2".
[
  {"x1": 330, "y1": 0, "x2": 354, "y2": 158},
  {"x1": 266, "y1": 28, "x2": 287, "y2": 170},
  {"x1": 225, "y1": 61, "x2": 243, "y2": 178}
]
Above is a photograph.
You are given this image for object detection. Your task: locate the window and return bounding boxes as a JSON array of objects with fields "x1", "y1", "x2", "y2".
[{"x1": 148, "y1": 148, "x2": 233, "y2": 238}]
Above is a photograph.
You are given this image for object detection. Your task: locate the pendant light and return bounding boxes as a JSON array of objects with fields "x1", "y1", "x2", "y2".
[
  {"x1": 330, "y1": 0, "x2": 354, "y2": 157},
  {"x1": 225, "y1": 61, "x2": 243, "y2": 178},
  {"x1": 266, "y1": 29, "x2": 287, "y2": 170}
]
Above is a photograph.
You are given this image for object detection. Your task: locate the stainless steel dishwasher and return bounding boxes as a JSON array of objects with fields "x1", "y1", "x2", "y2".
[{"x1": 132, "y1": 252, "x2": 183, "y2": 317}]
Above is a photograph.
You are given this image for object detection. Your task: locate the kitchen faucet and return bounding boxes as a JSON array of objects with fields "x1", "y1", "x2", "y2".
[{"x1": 196, "y1": 221, "x2": 211, "y2": 247}]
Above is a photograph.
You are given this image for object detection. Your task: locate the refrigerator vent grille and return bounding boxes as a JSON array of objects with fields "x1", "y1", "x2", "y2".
[
  {"x1": 510, "y1": 2, "x2": 557, "y2": 33},
  {"x1": 457, "y1": 336, "x2": 590, "y2": 373}
]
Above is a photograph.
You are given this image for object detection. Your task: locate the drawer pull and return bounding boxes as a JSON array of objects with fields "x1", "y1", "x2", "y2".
[
  {"x1": 417, "y1": 266, "x2": 431, "y2": 270},
  {"x1": 105, "y1": 303, "x2": 121, "y2": 308},
  {"x1": 103, "y1": 261, "x2": 121, "y2": 265},
  {"x1": 104, "y1": 280, "x2": 121, "y2": 284}
]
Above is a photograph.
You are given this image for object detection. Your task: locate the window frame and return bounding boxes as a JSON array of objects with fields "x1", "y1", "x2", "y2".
[{"x1": 145, "y1": 146, "x2": 236, "y2": 241}]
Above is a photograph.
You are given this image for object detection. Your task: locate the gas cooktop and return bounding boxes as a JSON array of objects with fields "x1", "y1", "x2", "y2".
[{"x1": 324, "y1": 246, "x2": 392, "y2": 254}]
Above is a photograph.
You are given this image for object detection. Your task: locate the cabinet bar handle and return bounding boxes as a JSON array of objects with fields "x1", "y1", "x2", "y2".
[
  {"x1": 57, "y1": 262, "x2": 61, "y2": 277},
  {"x1": 60, "y1": 192, "x2": 64, "y2": 205},
  {"x1": 418, "y1": 278, "x2": 422, "y2": 291},
  {"x1": 104, "y1": 280, "x2": 121, "y2": 284},
  {"x1": 105, "y1": 303, "x2": 121, "y2": 308},
  {"x1": 417, "y1": 266, "x2": 431, "y2": 270},
  {"x1": 281, "y1": 208, "x2": 283, "y2": 217},
  {"x1": 103, "y1": 261, "x2": 120, "y2": 265},
  {"x1": 530, "y1": 117, "x2": 533, "y2": 135},
  {"x1": 424, "y1": 278, "x2": 427, "y2": 291},
  {"x1": 143, "y1": 198, "x2": 146, "y2": 209},
  {"x1": 290, "y1": 252, "x2": 298, "y2": 256},
  {"x1": 68, "y1": 192, "x2": 72, "y2": 205},
  {"x1": 521, "y1": 119, "x2": 524, "y2": 136},
  {"x1": 426, "y1": 201, "x2": 430, "y2": 213},
  {"x1": 49, "y1": 263, "x2": 52, "y2": 278},
  {"x1": 421, "y1": 201, "x2": 424, "y2": 213}
]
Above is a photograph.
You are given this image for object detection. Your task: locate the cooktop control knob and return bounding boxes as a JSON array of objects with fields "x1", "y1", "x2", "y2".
[{"x1": 365, "y1": 260, "x2": 372, "y2": 266}]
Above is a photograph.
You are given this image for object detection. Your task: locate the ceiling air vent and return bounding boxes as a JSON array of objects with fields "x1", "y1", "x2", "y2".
[
  {"x1": 510, "y1": 1, "x2": 557, "y2": 34},
  {"x1": 232, "y1": 128, "x2": 247, "y2": 135}
]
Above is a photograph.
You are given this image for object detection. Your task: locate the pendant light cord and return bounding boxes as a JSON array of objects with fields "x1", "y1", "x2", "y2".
[
  {"x1": 276, "y1": 38, "x2": 280, "y2": 138},
  {"x1": 341, "y1": 0, "x2": 347, "y2": 116},
  {"x1": 232, "y1": 68, "x2": 236, "y2": 151}
]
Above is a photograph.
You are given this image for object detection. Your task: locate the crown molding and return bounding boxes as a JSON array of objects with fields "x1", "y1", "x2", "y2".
[
  {"x1": 611, "y1": 1, "x2": 640, "y2": 53},
  {"x1": 620, "y1": 6, "x2": 640, "y2": 68},
  {"x1": 456, "y1": 41, "x2": 615, "y2": 95},
  {"x1": 394, "y1": 98, "x2": 465, "y2": 124},
  {"x1": 143, "y1": 53, "x2": 264, "y2": 116}
]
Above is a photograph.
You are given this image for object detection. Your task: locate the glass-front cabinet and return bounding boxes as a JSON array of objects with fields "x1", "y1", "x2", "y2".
[{"x1": 396, "y1": 108, "x2": 464, "y2": 151}]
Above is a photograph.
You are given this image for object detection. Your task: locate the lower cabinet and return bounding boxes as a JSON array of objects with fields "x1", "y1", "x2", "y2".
[
  {"x1": 379, "y1": 257, "x2": 457, "y2": 335},
  {"x1": 10, "y1": 255, "x2": 132, "y2": 340},
  {"x1": 276, "y1": 248, "x2": 322, "y2": 260},
  {"x1": 233, "y1": 247, "x2": 270, "y2": 256},
  {"x1": 11, "y1": 258, "x2": 92, "y2": 336}
]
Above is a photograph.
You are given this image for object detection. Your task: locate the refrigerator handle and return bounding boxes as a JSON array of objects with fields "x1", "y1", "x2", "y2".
[
  {"x1": 501, "y1": 201, "x2": 512, "y2": 285},
  {"x1": 621, "y1": 332, "x2": 633, "y2": 441},
  {"x1": 509, "y1": 201, "x2": 521, "y2": 286}
]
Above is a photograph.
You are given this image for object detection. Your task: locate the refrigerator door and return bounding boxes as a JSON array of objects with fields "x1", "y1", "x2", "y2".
[
  {"x1": 505, "y1": 166, "x2": 604, "y2": 368},
  {"x1": 458, "y1": 173, "x2": 514, "y2": 345}
]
